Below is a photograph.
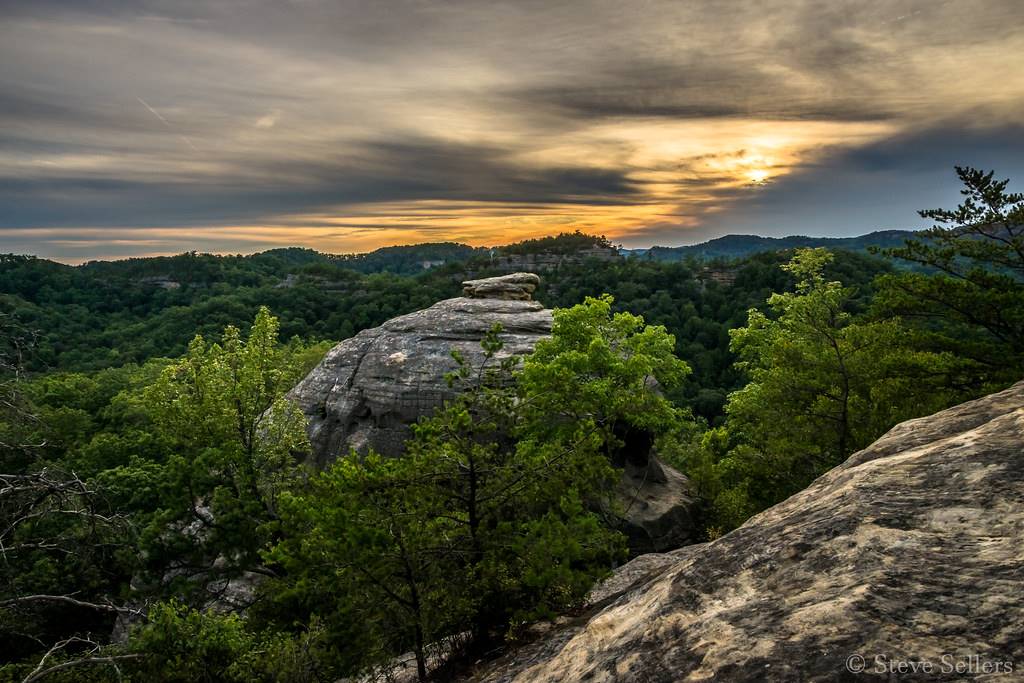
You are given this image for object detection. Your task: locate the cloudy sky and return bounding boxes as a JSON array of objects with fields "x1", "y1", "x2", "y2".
[{"x1": 2, "y1": 0, "x2": 1023, "y2": 262}]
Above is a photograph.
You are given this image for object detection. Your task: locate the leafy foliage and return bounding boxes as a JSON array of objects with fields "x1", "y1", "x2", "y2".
[
  {"x1": 330, "y1": 242, "x2": 484, "y2": 274},
  {"x1": 0, "y1": 308, "x2": 327, "y2": 680},
  {"x1": 874, "y1": 166, "x2": 1024, "y2": 385},
  {"x1": 135, "y1": 308, "x2": 320, "y2": 596},
  {"x1": 0, "y1": 251, "x2": 460, "y2": 372},
  {"x1": 119, "y1": 601, "x2": 335, "y2": 683},
  {"x1": 519, "y1": 294, "x2": 692, "y2": 473},
  {"x1": 677, "y1": 249, "x2": 957, "y2": 533},
  {"x1": 0, "y1": 469, "x2": 137, "y2": 668},
  {"x1": 1, "y1": 236, "x2": 893, "y2": 424},
  {"x1": 497, "y1": 230, "x2": 612, "y2": 255}
]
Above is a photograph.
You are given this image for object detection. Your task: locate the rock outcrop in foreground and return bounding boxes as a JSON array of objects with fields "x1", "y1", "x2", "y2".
[
  {"x1": 470, "y1": 380, "x2": 1024, "y2": 682},
  {"x1": 288, "y1": 273, "x2": 696, "y2": 553}
]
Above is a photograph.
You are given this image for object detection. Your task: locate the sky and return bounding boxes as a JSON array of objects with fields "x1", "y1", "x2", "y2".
[{"x1": 2, "y1": 0, "x2": 1023, "y2": 263}]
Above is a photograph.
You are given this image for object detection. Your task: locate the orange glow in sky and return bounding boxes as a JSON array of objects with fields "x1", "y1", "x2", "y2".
[{"x1": 2, "y1": 1, "x2": 1023, "y2": 262}]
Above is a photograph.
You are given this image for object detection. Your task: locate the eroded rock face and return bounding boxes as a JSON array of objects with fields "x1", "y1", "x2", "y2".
[
  {"x1": 288, "y1": 296, "x2": 552, "y2": 466},
  {"x1": 469, "y1": 380, "x2": 1024, "y2": 683}
]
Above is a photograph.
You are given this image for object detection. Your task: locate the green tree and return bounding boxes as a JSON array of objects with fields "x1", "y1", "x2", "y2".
[
  {"x1": 125, "y1": 601, "x2": 258, "y2": 683},
  {"x1": 268, "y1": 453, "x2": 461, "y2": 681},
  {"x1": 138, "y1": 307, "x2": 315, "y2": 599},
  {"x1": 874, "y1": 166, "x2": 1024, "y2": 386},
  {"x1": 270, "y1": 325, "x2": 622, "y2": 679},
  {"x1": 0, "y1": 313, "x2": 39, "y2": 472},
  {"x1": 518, "y1": 294, "x2": 692, "y2": 467},
  {"x1": 122, "y1": 601, "x2": 335, "y2": 683},
  {"x1": 724, "y1": 249, "x2": 952, "y2": 507},
  {"x1": 0, "y1": 468, "x2": 139, "y2": 679},
  {"x1": 0, "y1": 317, "x2": 138, "y2": 676}
]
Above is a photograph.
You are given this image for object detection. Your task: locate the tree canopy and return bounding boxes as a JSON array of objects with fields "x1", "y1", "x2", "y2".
[
  {"x1": 874, "y1": 166, "x2": 1024, "y2": 386},
  {"x1": 677, "y1": 248, "x2": 959, "y2": 533}
]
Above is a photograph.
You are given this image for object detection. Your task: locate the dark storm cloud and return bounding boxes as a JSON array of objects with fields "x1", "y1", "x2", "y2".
[
  {"x1": 514, "y1": 83, "x2": 902, "y2": 123},
  {"x1": 840, "y1": 125, "x2": 1024, "y2": 174},
  {"x1": 1, "y1": 0, "x2": 1023, "y2": 259},
  {"x1": 0, "y1": 136, "x2": 641, "y2": 228}
]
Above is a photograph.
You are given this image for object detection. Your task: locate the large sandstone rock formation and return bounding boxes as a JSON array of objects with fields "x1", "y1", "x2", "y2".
[
  {"x1": 288, "y1": 273, "x2": 696, "y2": 552},
  {"x1": 469, "y1": 380, "x2": 1024, "y2": 682},
  {"x1": 288, "y1": 287, "x2": 551, "y2": 467}
]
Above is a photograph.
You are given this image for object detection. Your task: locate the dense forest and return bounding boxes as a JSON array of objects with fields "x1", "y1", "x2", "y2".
[
  {"x1": 0, "y1": 167, "x2": 1021, "y2": 681},
  {"x1": 0, "y1": 232, "x2": 886, "y2": 423}
]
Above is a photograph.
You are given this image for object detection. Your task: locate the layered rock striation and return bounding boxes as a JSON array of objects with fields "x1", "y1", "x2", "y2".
[{"x1": 468, "y1": 380, "x2": 1024, "y2": 682}]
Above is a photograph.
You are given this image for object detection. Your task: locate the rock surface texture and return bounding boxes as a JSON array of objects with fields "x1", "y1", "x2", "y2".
[
  {"x1": 288, "y1": 295, "x2": 551, "y2": 466},
  {"x1": 468, "y1": 380, "x2": 1024, "y2": 682},
  {"x1": 288, "y1": 274, "x2": 696, "y2": 552}
]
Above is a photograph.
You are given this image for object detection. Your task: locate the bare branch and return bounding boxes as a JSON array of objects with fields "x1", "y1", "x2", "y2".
[
  {"x1": 0, "y1": 594, "x2": 142, "y2": 616},
  {"x1": 23, "y1": 652, "x2": 143, "y2": 683}
]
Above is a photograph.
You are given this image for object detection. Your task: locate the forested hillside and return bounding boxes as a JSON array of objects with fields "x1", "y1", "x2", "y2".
[
  {"x1": 631, "y1": 229, "x2": 915, "y2": 261},
  {"x1": 1, "y1": 232, "x2": 888, "y2": 421}
]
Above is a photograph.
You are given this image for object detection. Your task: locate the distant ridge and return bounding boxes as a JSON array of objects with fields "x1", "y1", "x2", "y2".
[
  {"x1": 3, "y1": 230, "x2": 913, "y2": 275},
  {"x1": 629, "y1": 230, "x2": 915, "y2": 262},
  {"x1": 331, "y1": 242, "x2": 484, "y2": 275},
  {"x1": 327, "y1": 230, "x2": 913, "y2": 271}
]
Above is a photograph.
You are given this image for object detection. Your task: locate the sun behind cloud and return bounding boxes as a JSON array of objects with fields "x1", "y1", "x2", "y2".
[
  {"x1": 2, "y1": 0, "x2": 1023, "y2": 260},
  {"x1": 747, "y1": 169, "x2": 771, "y2": 185}
]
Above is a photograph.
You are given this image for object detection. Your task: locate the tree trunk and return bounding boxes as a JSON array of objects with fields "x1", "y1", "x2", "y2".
[{"x1": 414, "y1": 626, "x2": 428, "y2": 682}]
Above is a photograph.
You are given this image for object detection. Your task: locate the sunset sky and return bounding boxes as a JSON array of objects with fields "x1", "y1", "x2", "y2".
[{"x1": 2, "y1": 0, "x2": 1023, "y2": 262}]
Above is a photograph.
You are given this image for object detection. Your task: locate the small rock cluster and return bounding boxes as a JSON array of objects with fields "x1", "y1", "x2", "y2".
[{"x1": 462, "y1": 272, "x2": 540, "y2": 300}]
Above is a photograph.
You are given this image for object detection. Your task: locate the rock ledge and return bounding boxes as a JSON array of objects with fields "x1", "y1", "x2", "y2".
[{"x1": 468, "y1": 380, "x2": 1024, "y2": 682}]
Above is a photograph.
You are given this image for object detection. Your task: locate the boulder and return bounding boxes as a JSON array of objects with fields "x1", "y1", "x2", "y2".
[
  {"x1": 467, "y1": 380, "x2": 1024, "y2": 682},
  {"x1": 462, "y1": 272, "x2": 541, "y2": 300},
  {"x1": 288, "y1": 296, "x2": 552, "y2": 466},
  {"x1": 615, "y1": 456, "x2": 696, "y2": 554}
]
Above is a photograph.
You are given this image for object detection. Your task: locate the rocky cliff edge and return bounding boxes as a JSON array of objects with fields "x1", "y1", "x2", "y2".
[{"x1": 468, "y1": 380, "x2": 1024, "y2": 682}]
